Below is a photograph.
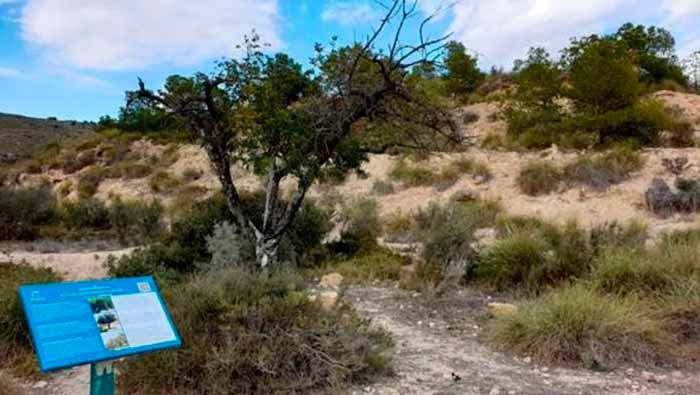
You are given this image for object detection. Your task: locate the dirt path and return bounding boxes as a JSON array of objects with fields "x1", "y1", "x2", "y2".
[{"x1": 347, "y1": 286, "x2": 700, "y2": 395}]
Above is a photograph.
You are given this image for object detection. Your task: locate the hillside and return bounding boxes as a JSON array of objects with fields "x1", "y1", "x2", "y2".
[{"x1": 0, "y1": 112, "x2": 94, "y2": 163}]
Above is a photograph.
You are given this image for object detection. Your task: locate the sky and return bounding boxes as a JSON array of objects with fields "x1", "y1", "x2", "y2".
[{"x1": 0, "y1": 0, "x2": 699, "y2": 121}]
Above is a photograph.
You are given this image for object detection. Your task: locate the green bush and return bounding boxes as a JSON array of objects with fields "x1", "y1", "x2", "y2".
[
  {"x1": 77, "y1": 166, "x2": 106, "y2": 198},
  {"x1": 0, "y1": 263, "x2": 61, "y2": 376},
  {"x1": 487, "y1": 284, "x2": 667, "y2": 368},
  {"x1": 562, "y1": 147, "x2": 644, "y2": 190},
  {"x1": 589, "y1": 221, "x2": 647, "y2": 254},
  {"x1": 108, "y1": 199, "x2": 164, "y2": 242},
  {"x1": 591, "y1": 249, "x2": 671, "y2": 295},
  {"x1": 477, "y1": 221, "x2": 591, "y2": 293},
  {"x1": 117, "y1": 267, "x2": 392, "y2": 394},
  {"x1": 0, "y1": 187, "x2": 55, "y2": 240},
  {"x1": 516, "y1": 161, "x2": 561, "y2": 195},
  {"x1": 149, "y1": 170, "x2": 182, "y2": 193},
  {"x1": 389, "y1": 160, "x2": 435, "y2": 187},
  {"x1": 317, "y1": 246, "x2": 407, "y2": 283},
  {"x1": 568, "y1": 39, "x2": 641, "y2": 115},
  {"x1": 371, "y1": 179, "x2": 395, "y2": 196},
  {"x1": 61, "y1": 197, "x2": 110, "y2": 229}
]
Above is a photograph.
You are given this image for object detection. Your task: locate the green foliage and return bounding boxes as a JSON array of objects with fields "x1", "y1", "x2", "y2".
[
  {"x1": 568, "y1": 39, "x2": 641, "y2": 115},
  {"x1": 371, "y1": 179, "x2": 395, "y2": 196},
  {"x1": 77, "y1": 166, "x2": 106, "y2": 198},
  {"x1": 591, "y1": 249, "x2": 672, "y2": 295},
  {"x1": 60, "y1": 197, "x2": 110, "y2": 229},
  {"x1": 108, "y1": 199, "x2": 164, "y2": 242},
  {"x1": 516, "y1": 161, "x2": 561, "y2": 196},
  {"x1": 108, "y1": 193, "x2": 331, "y2": 275},
  {"x1": 0, "y1": 263, "x2": 61, "y2": 377},
  {"x1": 443, "y1": 41, "x2": 485, "y2": 97},
  {"x1": 389, "y1": 159, "x2": 435, "y2": 187},
  {"x1": 149, "y1": 170, "x2": 182, "y2": 193},
  {"x1": 614, "y1": 23, "x2": 687, "y2": 86},
  {"x1": 562, "y1": 147, "x2": 644, "y2": 190},
  {"x1": 117, "y1": 267, "x2": 392, "y2": 394},
  {"x1": 487, "y1": 284, "x2": 666, "y2": 368},
  {"x1": 0, "y1": 187, "x2": 55, "y2": 240},
  {"x1": 319, "y1": 246, "x2": 407, "y2": 283},
  {"x1": 476, "y1": 220, "x2": 591, "y2": 294}
]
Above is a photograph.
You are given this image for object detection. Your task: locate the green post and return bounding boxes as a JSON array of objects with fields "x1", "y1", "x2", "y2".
[{"x1": 90, "y1": 361, "x2": 115, "y2": 395}]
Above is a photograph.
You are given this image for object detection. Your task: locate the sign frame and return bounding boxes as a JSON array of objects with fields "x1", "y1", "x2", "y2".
[{"x1": 19, "y1": 275, "x2": 181, "y2": 373}]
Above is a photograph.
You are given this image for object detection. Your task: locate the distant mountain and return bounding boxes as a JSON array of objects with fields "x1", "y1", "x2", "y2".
[{"x1": 0, "y1": 112, "x2": 95, "y2": 163}]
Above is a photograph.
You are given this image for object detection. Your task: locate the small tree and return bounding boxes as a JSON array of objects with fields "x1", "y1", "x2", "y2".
[
  {"x1": 568, "y1": 39, "x2": 641, "y2": 116},
  {"x1": 512, "y1": 47, "x2": 562, "y2": 112},
  {"x1": 443, "y1": 41, "x2": 484, "y2": 96},
  {"x1": 132, "y1": 1, "x2": 457, "y2": 268}
]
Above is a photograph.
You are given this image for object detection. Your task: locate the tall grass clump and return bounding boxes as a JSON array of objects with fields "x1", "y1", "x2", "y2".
[
  {"x1": 117, "y1": 267, "x2": 393, "y2": 395},
  {"x1": 0, "y1": 263, "x2": 61, "y2": 377},
  {"x1": 516, "y1": 161, "x2": 561, "y2": 196},
  {"x1": 487, "y1": 284, "x2": 667, "y2": 368},
  {"x1": 476, "y1": 220, "x2": 591, "y2": 294},
  {"x1": 562, "y1": 147, "x2": 644, "y2": 191},
  {"x1": 389, "y1": 160, "x2": 435, "y2": 187}
]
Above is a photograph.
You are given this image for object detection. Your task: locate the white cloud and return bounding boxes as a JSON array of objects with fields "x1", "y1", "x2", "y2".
[
  {"x1": 662, "y1": 0, "x2": 700, "y2": 20},
  {"x1": 444, "y1": 0, "x2": 636, "y2": 68},
  {"x1": 20, "y1": 0, "x2": 282, "y2": 71},
  {"x1": 0, "y1": 66, "x2": 28, "y2": 79},
  {"x1": 321, "y1": 1, "x2": 380, "y2": 25}
]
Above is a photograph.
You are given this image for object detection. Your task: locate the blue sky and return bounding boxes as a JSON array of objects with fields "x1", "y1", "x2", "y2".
[{"x1": 0, "y1": 0, "x2": 699, "y2": 121}]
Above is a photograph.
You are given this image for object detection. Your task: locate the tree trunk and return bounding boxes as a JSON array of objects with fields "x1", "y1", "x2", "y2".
[{"x1": 254, "y1": 232, "x2": 279, "y2": 268}]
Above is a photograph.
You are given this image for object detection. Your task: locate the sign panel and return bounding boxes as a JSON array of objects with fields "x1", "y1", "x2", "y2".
[{"x1": 19, "y1": 276, "x2": 181, "y2": 372}]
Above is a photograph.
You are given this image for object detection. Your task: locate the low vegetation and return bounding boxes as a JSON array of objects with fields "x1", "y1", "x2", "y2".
[
  {"x1": 117, "y1": 267, "x2": 393, "y2": 394},
  {"x1": 0, "y1": 263, "x2": 61, "y2": 377},
  {"x1": 517, "y1": 148, "x2": 643, "y2": 195}
]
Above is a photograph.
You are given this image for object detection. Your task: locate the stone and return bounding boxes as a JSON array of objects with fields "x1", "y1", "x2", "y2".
[
  {"x1": 641, "y1": 371, "x2": 665, "y2": 384},
  {"x1": 488, "y1": 302, "x2": 518, "y2": 317},
  {"x1": 489, "y1": 385, "x2": 502, "y2": 395},
  {"x1": 318, "y1": 291, "x2": 339, "y2": 310},
  {"x1": 33, "y1": 380, "x2": 49, "y2": 389},
  {"x1": 319, "y1": 273, "x2": 344, "y2": 290}
]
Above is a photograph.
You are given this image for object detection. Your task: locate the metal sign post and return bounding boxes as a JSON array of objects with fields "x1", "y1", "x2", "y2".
[{"x1": 90, "y1": 361, "x2": 115, "y2": 395}]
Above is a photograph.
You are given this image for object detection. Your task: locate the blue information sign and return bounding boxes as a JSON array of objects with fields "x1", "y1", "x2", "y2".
[{"x1": 19, "y1": 276, "x2": 181, "y2": 372}]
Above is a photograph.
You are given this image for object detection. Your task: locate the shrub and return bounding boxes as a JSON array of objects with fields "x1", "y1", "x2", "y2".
[
  {"x1": 321, "y1": 246, "x2": 407, "y2": 283},
  {"x1": 371, "y1": 179, "x2": 395, "y2": 196},
  {"x1": 0, "y1": 263, "x2": 61, "y2": 376},
  {"x1": 77, "y1": 166, "x2": 107, "y2": 198},
  {"x1": 449, "y1": 157, "x2": 492, "y2": 180},
  {"x1": 61, "y1": 197, "x2": 110, "y2": 229},
  {"x1": 477, "y1": 220, "x2": 591, "y2": 293},
  {"x1": 645, "y1": 177, "x2": 700, "y2": 217},
  {"x1": 0, "y1": 187, "x2": 55, "y2": 240},
  {"x1": 382, "y1": 211, "x2": 415, "y2": 243},
  {"x1": 562, "y1": 147, "x2": 643, "y2": 190},
  {"x1": 116, "y1": 267, "x2": 393, "y2": 394},
  {"x1": 591, "y1": 249, "x2": 672, "y2": 296},
  {"x1": 417, "y1": 200, "x2": 501, "y2": 284},
  {"x1": 108, "y1": 199, "x2": 164, "y2": 243},
  {"x1": 568, "y1": 39, "x2": 641, "y2": 115},
  {"x1": 589, "y1": 221, "x2": 647, "y2": 254},
  {"x1": 337, "y1": 197, "x2": 381, "y2": 251},
  {"x1": 463, "y1": 111, "x2": 480, "y2": 124},
  {"x1": 149, "y1": 170, "x2": 182, "y2": 193},
  {"x1": 516, "y1": 161, "x2": 561, "y2": 196},
  {"x1": 487, "y1": 284, "x2": 667, "y2": 368},
  {"x1": 206, "y1": 221, "x2": 257, "y2": 270},
  {"x1": 120, "y1": 162, "x2": 152, "y2": 180},
  {"x1": 389, "y1": 160, "x2": 434, "y2": 187}
]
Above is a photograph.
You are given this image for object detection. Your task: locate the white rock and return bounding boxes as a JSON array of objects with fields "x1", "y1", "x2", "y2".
[
  {"x1": 319, "y1": 273, "x2": 344, "y2": 290},
  {"x1": 489, "y1": 386, "x2": 502, "y2": 395},
  {"x1": 488, "y1": 303, "x2": 518, "y2": 317},
  {"x1": 33, "y1": 380, "x2": 49, "y2": 389}
]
